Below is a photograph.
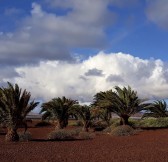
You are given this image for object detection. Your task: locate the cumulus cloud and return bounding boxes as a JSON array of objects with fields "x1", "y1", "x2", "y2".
[
  {"x1": 0, "y1": 1, "x2": 116, "y2": 65},
  {"x1": 146, "y1": 0, "x2": 168, "y2": 29},
  {"x1": 3, "y1": 52, "x2": 168, "y2": 103}
]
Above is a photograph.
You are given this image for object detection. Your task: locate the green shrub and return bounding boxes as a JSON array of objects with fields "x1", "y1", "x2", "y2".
[
  {"x1": 48, "y1": 129, "x2": 80, "y2": 140},
  {"x1": 138, "y1": 117, "x2": 168, "y2": 127},
  {"x1": 78, "y1": 132, "x2": 95, "y2": 139},
  {"x1": 18, "y1": 131, "x2": 32, "y2": 141},
  {"x1": 128, "y1": 118, "x2": 141, "y2": 127},
  {"x1": 35, "y1": 121, "x2": 53, "y2": 127},
  {"x1": 110, "y1": 125, "x2": 135, "y2": 136}
]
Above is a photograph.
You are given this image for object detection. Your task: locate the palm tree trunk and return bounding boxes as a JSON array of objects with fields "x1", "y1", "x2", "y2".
[
  {"x1": 5, "y1": 128, "x2": 19, "y2": 142},
  {"x1": 56, "y1": 119, "x2": 68, "y2": 129},
  {"x1": 106, "y1": 111, "x2": 112, "y2": 126},
  {"x1": 82, "y1": 121, "x2": 90, "y2": 132},
  {"x1": 120, "y1": 115, "x2": 129, "y2": 125}
]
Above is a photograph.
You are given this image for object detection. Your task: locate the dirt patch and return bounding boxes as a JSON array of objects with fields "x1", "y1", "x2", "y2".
[{"x1": 0, "y1": 122, "x2": 168, "y2": 162}]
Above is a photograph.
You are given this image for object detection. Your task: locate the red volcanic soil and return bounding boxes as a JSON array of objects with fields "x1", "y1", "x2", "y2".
[{"x1": 0, "y1": 121, "x2": 168, "y2": 162}]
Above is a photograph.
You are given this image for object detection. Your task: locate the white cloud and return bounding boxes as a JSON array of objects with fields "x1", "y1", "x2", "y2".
[
  {"x1": 0, "y1": 1, "x2": 116, "y2": 65},
  {"x1": 4, "y1": 52, "x2": 168, "y2": 103},
  {"x1": 146, "y1": 0, "x2": 168, "y2": 29}
]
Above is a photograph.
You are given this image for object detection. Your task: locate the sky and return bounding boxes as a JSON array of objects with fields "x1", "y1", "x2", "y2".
[{"x1": 1, "y1": 0, "x2": 168, "y2": 105}]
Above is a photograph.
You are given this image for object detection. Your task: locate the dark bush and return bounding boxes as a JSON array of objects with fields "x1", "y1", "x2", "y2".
[
  {"x1": 35, "y1": 121, "x2": 53, "y2": 127},
  {"x1": 91, "y1": 121, "x2": 108, "y2": 131}
]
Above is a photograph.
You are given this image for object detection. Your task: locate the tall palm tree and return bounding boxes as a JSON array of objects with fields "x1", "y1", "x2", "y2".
[
  {"x1": 41, "y1": 96, "x2": 77, "y2": 129},
  {"x1": 0, "y1": 82, "x2": 39, "y2": 142},
  {"x1": 142, "y1": 100, "x2": 168, "y2": 118},
  {"x1": 72, "y1": 105, "x2": 94, "y2": 132},
  {"x1": 93, "y1": 86, "x2": 148, "y2": 125}
]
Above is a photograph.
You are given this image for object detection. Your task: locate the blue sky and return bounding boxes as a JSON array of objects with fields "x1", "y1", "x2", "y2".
[
  {"x1": 0, "y1": 0, "x2": 168, "y2": 61},
  {"x1": 1, "y1": 0, "x2": 168, "y2": 103}
]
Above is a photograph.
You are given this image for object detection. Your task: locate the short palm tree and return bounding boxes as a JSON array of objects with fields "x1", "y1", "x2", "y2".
[
  {"x1": 0, "y1": 82, "x2": 39, "y2": 142},
  {"x1": 73, "y1": 105, "x2": 94, "y2": 132},
  {"x1": 98, "y1": 108, "x2": 111, "y2": 126},
  {"x1": 91, "y1": 107, "x2": 111, "y2": 126},
  {"x1": 41, "y1": 96, "x2": 77, "y2": 129},
  {"x1": 93, "y1": 86, "x2": 148, "y2": 125},
  {"x1": 142, "y1": 100, "x2": 168, "y2": 118}
]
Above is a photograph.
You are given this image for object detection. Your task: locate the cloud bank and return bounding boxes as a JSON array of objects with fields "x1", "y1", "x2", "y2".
[
  {"x1": 2, "y1": 52, "x2": 168, "y2": 103},
  {"x1": 0, "y1": 1, "x2": 116, "y2": 65}
]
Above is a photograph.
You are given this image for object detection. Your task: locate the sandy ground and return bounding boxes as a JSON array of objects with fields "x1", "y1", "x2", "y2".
[{"x1": 0, "y1": 122, "x2": 168, "y2": 162}]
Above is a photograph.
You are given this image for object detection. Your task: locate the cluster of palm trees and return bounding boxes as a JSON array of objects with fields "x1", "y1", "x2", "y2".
[{"x1": 0, "y1": 82, "x2": 167, "y2": 142}]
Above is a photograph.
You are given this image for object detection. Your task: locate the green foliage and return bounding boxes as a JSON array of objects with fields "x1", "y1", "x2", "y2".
[
  {"x1": 48, "y1": 129, "x2": 80, "y2": 140},
  {"x1": 41, "y1": 96, "x2": 77, "y2": 129},
  {"x1": 72, "y1": 105, "x2": 94, "y2": 131},
  {"x1": 0, "y1": 82, "x2": 39, "y2": 129},
  {"x1": 110, "y1": 125, "x2": 135, "y2": 136},
  {"x1": 143, "y1": 100, "x2": 168, "y2": 118},
  {"x1": 91, "y1": 107, "x2": 112, "y2": 126},
  {"x1": 93, "y1": 86, "x2": 148, "y2": 125},
  {"x1": 0, "y1": 82, "x2": 39, "y2": 141},
  {"x1": 18, "y1": 131, "x2": 32, "y2": 141},
  {"x1": 128, "y1": 118, "x2": 141, "y2": 127},
  {"x1": 138, "y1": 117, "x2": 168, "y2": 127}
]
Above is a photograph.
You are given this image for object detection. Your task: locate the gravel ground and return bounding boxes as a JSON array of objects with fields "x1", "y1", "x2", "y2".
[{"x1": 0, "y1": 125, "x2": 168, "y2": 162}]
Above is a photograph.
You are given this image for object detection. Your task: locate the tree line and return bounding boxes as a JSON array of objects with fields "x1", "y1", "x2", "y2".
[{"x1": 0, "y1": 82, "x2": 167, "y2": 142}]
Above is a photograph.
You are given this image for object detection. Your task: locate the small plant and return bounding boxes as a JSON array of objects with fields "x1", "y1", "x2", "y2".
[
  {"x1": 110, "y1": 125, "x2": 135, "y2": 136},
  {"x1": 48, "y1": 129, "x2": 80, "y2": 140},
  {"x1": 78, "y1": 132, "x2": 95, "y2": 139},
  {"x1": 35, "y1": 121, "x2": 53, "y2": 127},
  {"x1": 128, "y1": 118, "x2": 141, "y2": 127},
  {"x1": 18, "y1": 131, "x2": 32, "y2": 141},
  {"x1": 138, "y1": 117, "x2": 168, "y2": 127}
]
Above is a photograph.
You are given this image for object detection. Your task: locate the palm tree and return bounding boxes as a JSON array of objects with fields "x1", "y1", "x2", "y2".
[
  {"x1": 0, "y1": 82, "x2": 39, "y2": 142},
  {"x1": 93, "y1": 86, "x2": 148, "y2": 125},
  {"x1": 91, "y1": 106, "x2": 111, "y2": 126},
  {"x1": 72, "y1": 105, "x2": 94, "y2": 132},
  {"x1": 98, "y1": 108, "x2": 111, "y2": 126},
  {"x1": 41, "y1": 96, "x2": 77, "y2": 129},
  {"x1": 142, "y1": 100, "x2": 168, "y2": 118}
]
